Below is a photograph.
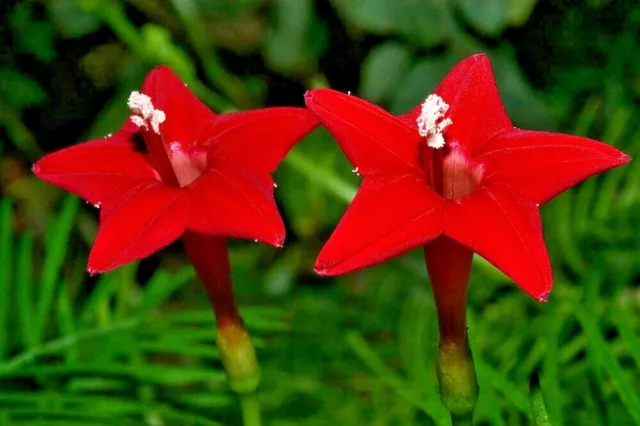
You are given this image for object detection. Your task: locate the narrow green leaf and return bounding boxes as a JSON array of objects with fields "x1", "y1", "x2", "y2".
[
  {"x1": 573, "y1": 304, "x2": 640, "y2": 425},
  {"x1": 610, "y1": 308, "x2": 640, "y2": 370},
  {"x1": 346, "y1": 332, "x2": 449, "y2": 426},
  {"x1": 140, "y1": 266, "x2": 195, "y2": 312},
  {"x1": 542, "y1": 304, "x2": 565, "y2": 426},
  {"x1": 15, "y1": 233, "x2": 36, "y2": 350},
  {"x1": 529, "y1": 373, "x2": 552, "y2": 426},
  {"x1": 283, "y1": 149, "x2": 357, "y2": 204},
  {"x1": 35, "y1": 195, "x2": 80, "y2": 344},
  {"x1": 0, "y1": 199, "x2": 13, "y2": 360},
  {"x1": 56, "y1": 283, "x2": 79, "y2": 363}
]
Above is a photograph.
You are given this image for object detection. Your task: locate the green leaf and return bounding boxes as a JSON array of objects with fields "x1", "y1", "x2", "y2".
[
  {"x1": 16, "y1": 233, "x2": 36, "y2": 350},
  {"x1": 9, "y1": 2, "x2": 56, "y2": 63},
  {"x1": 0, "y1": 199, "x2": 13, "y2": 360},
  {"x1": 47, "y1": 0, "x2": 102, "y2": 38},
  {"x1": 332, "y1": 0, "x2": 396, "y2": 33},
  {"x1": 334, "y1": 0, "x2": 451, "y2": 47},
  {"x1": 264, "y1": 0, "x2": 328, "y2": 74},
  {"x1": 140, "y1": 267, "x2": 195, "y2": 313},
  {"x1": 35, "y1": 196, "x2": 80, "y2": 344},
  {"x1": 393, "y1": 0, "x2": 452, "y2": 47},
  {"x1": 360, "y1": 42, "x2": 413, "y2": 103},
  {"x1": 389, "y1": 55, "x2": 457, "y2": 114},
  {"x1": 574, "y1": 304, "x2": 640, "y2": 425},
  {"x1": 455, "y1": 0, "x2": 509, "y2": 36},
  {"x1": 0, "y1": 68, "x2": 47, "y2": 110},
  {"x1": 507, "y1": 0, "x2": 537, "y2": 27}
]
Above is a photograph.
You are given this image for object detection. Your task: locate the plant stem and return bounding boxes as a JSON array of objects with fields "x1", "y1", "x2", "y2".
[
  {"x1": 451, "y1": 413, "x2": 474, "y2": 426},
  {"x1": 424, "y1": 236, "x2": 478, "y2": 420},
  {"x1": 239, "y1": 392, "x2": 262, "y2": 426},
  {"x1": 181, "y1": 231, "x2": 262, "y2": 419}
]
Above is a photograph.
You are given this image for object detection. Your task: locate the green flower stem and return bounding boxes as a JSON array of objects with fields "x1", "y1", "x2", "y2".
[
  {"x1": 424, "y1": 237, "x2": 479, "y2": 421},
  {"x1": 182, "y1": 232, "x2": 262, "y2": 424},
  {"x1": 239, "y1": 392, "x2": 262, "y2": 426},
  {"x1": 452, "y1": 413, "x2": 474, "y2": 426}
]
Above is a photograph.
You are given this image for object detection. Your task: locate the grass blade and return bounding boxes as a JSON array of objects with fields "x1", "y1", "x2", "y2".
[
  {"x1": 573, "y1": 303, "x2": 640, "y2": 425},
  {"x1": 0, "y1": 198, "x2": 13, "y2": 360},
  {"x1": 35, "y1": 195, "x2": 80, "y2": 344}
]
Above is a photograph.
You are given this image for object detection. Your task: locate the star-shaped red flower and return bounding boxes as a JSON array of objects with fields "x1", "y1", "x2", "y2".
[
  {"x1": 34, "y1": 66, "x2": 318, "y2": 273},
  {"x1": 305, "y1": 54, "x2": 629, "y2": 301}
]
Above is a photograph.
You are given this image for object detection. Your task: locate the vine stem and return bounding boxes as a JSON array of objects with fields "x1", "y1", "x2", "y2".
[{"x1": 240, "y1": 393, "x2": 262, "y2": 426}]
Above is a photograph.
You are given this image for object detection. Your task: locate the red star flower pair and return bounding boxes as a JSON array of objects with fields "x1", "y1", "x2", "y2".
[
  {"x1": 33, "y1": 67, "x2": 318, "y2": 274},
  {"x1": 305, "y1": 54, "x2": 630, "y2": 301}
]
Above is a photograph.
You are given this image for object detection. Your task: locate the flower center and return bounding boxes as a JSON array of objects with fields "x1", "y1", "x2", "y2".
[
  {"x1": 127, "y1": 92, "x2": 207, "y2": 188},
  {"x1": 417, "y1": 95, "x2": 482, "y2": 200},
  {"x1": 168, "y1": 142, "x2": 207, "y2": 187},
  {"x1": 439, "y1": 145, "x2": 482, "y2": 200}
]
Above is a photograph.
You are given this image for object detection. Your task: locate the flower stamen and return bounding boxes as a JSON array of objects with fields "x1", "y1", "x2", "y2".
[
  {"x1": 127, "y1": 91, "x2": 166, "y2": 135},
  {"x1": 417, "y1": 94, "x2": 452, "y2": 149}
]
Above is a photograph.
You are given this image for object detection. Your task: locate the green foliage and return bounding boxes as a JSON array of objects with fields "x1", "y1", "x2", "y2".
[{"x1": 2, "y1": 0, "x2": 640, "y2": 425}]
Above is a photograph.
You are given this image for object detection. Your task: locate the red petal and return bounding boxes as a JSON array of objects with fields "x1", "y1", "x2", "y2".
[
  {"x1": 139, "y1": 66, "x2": 217, "y2": 185},
  {"x1": 399, "y1": 54, "x2": 512, "y2": 154},
  {"x1": 87, "y1": 182, "x2": 188, "y2": 273},
  {"x1": 475, "y1": 129, "x2": 631, "y2": 204},
  {"x1": 141, "y1": 66, "x2": 216, "y2": 150},
  {"x1": 444, "y1": 188, "x2": 552, "y2": 300},
  {"x1": 32, "y1": 129, "x2": 158, "y2": 205},
  {"x1": 305, "y1": 89, "x2": 422, "y2": 176},
  {"x1": 315, "y1": 175, "x2": 444, "y2": 275},
  {"x1": 186, "y1": 162, "x2": 285, "y2": 246},
  {"x1": 200, "y1": 107, "x2": 318, "y2": 174}
]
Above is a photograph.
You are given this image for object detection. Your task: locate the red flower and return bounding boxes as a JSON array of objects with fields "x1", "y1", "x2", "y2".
[
  {"x1": 305, "y1": 54, "x2": 630, "y2": 301},
  {"x1": 34, "y1": 67, "x2": 318, "y2": 273}
]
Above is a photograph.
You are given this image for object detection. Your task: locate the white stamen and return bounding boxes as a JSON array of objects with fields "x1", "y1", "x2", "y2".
[
  {"x1": 107, "y1": 133, "x2": 112, "y2": 137},
  {"x1": 93, "y1": 202, "x2": 101, "y2": 209},
  {"x1": 150, "y1": 110, "x2": 165, "y2": 134},
  {"x1": 130, "y1": 115, "x2": 148, "y2": 130},
  {"x1": 254, "y1": 239, "x2": 258, "y2": 242},
  {"x1": 127, "y1": 91, "x2": 165, "y2": 135},
  {"x1": 273, "y1": 183, "x2": 278, "y2": 188},
  {"x1": 352, "y1": 167, "x2": 360, "y2": 176},
  {"x1": 417, "y1": 94, "x2": 452, "y2": 149},
  {"x1": 127, "y1": 91, "x2": 154, "y2": 118},
  {"x1": 347, "y1": 90, "x2": 352, "y2": 95}
]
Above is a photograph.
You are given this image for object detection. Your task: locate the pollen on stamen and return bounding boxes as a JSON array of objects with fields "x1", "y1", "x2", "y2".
[
  {"x1": 417, "y1": 94, "x2": 452, "y2": 149},
  {"x1": 127, "y1": 91, "x2": 154, "y2": 118},
  {"x1": 127, "y1": 91, "x2": 165, "y2": 135}
]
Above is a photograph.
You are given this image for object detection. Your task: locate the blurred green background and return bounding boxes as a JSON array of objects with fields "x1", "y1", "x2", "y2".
[{"x1": 1, "y1": 0, "x2": 640, "y2": 425}]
